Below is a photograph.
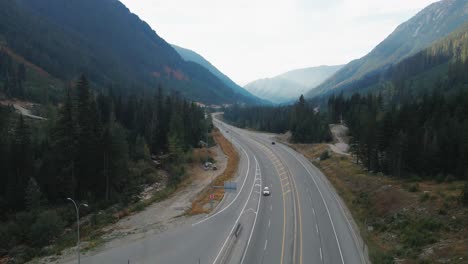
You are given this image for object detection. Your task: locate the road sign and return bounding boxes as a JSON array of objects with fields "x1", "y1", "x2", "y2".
[{"x1": 224, "y1": 181, "x2": 237, "y2": 192}]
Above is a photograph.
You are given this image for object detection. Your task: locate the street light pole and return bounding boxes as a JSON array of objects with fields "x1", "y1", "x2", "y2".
[{"x1": 67, "y1": 198, "x2": 88, "y2": 264}]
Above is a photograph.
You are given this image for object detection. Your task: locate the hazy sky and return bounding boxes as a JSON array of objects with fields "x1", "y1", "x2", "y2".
[{"x1": 119, "y1": 0, "x2": 440, "y2": 85}]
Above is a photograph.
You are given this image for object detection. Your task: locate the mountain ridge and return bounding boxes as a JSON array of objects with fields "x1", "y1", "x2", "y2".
[
  {"x1": 0, "y1": 0, "x2": 256, "y2": 104},
  {"x1": 306, "y1": 0, "x2": 468, "y2": 98},
  {"x1": 171, "y1": 44, "x2": 265, "y2": 103},
  {"x1": 244, "y1": 65, "x2": 342, "y2": 103}
]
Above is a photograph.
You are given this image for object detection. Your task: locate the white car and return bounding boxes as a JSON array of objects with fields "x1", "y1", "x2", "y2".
[{"x1": 263, "y1": 187, "x2": 271, "y2": 196}]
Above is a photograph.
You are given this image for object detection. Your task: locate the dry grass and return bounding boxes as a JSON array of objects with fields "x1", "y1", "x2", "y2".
[
  {"x1": 189, "y1": 128, "x2": 239, "y2": 215},
  {"x1": 289, "y1": 143, "x2": 468, "y2": 263}
]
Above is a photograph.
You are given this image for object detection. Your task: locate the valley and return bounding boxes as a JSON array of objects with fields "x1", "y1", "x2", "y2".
[{"x1": 1, "y1": 0, "x2": 468, "y2": 263}]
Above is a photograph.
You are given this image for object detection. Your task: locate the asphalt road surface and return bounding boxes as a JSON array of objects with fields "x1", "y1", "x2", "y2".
[{"x1": 71, "y1": 115, "x2": 367, "y2": 264}]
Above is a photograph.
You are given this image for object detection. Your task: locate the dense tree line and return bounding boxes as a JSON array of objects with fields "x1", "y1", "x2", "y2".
[
  {"x1": 329, "y1": 90, "x2": 468, "y2": 180},
  {"x1": 0, "y1": 75, "x2": 208, "y2": 212},
  {"x1": 0, "y1": 48, "x2": 63, "y2": 104},
  {"x1": 0, "y1": 75, "x2": 208, "y2": 258},
  {"x1": 224, "y1": 95, "x2": 330, "y2": 143},
  {"x1": 0, "y1": 50, "x2": 27, "y2": 99}
]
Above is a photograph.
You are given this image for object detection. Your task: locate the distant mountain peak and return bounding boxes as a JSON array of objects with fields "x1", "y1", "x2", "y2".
[
  {"x1": 306, "y1": 0, "x2": 468, "y2": 99},
  {"x1": 244, "y1": 65, "x2": 342, "y2": 104}
]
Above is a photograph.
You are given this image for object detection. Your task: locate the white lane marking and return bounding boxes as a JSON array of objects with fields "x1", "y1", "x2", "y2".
[
  {"x1": 240, "y1": 156, "x2": 263, "y2": 264},
  {"x1": 268, "y1": 219, "x2": 271, "y2": 228},
  {"x1": 270, "y1": 204, "x2": 272, "y2": 211},
  {"x1": 212, "y1": 155, "x2": 261, "y2": 264},
  {"x1": 281, "y1": 146, "x2": 345, "y2": 264},
  {"x1": 320, "y1": 248, "x2": 323, "y2": 261},
  {"x1": 316, "y1": 223, "x2": 319, "y2": 233},
  {"x1": 282, "y1": 137, "x2": 364, "y2": 263},
  {"x1": 312, "y1": 208, "x2": 315, "y2": 215},
  {"x1": 193, "y1": 145, "x2": 251, "y2": 226},
  {"x1": 264, "y1": 240, "x2": 268, "y2": 251}
]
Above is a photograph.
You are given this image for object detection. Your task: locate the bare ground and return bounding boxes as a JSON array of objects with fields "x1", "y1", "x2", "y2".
[
  {"x1": 328, "y1": 124, "x2": 350, "y2": 155},
  {"x1": 0, "y1": 100, "x2": 47, "y2": 120}
]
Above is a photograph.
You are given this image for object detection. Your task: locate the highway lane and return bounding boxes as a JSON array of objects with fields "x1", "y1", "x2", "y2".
[
  {"x1": 64, "y1": 133, "x2": 265, "y2": 264},
  {"x1": 215, "y1": 116, "x2": 367, "y2": 264},
  {"x1": 62, "y1": 114, "x2": 366, "y2": 264}
]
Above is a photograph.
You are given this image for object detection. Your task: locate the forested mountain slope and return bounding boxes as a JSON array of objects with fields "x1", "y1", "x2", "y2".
[
  {"x1": 307, "y1": 0, "x2": 468, "y2": 98},
  {"x1": 0, "y1": 0, "x2": 254, "y2": 104},
  {"x1": 171, "y1": 44, "x2": 263, "y2": 103},
  {"x1": 316, "y1": 22, "x2": 468, "y2": 103}
]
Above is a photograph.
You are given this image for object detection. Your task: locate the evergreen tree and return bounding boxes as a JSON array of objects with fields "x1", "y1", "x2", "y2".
[
  {"x1": 49, "y1": 87, "x2": 77, "y2": 198},
  {"x1": 101, "y1": 122, "x2": 129, "y2": 201},
  {"x1": 6, "y1": 115, "x2": 32, "y2": 209},
  {"x1": 75, "y1": 75, "x2": 102, "y2": 199},
  {"x1": 25, "y1": 177, "x2": 44, "y2": 212}
]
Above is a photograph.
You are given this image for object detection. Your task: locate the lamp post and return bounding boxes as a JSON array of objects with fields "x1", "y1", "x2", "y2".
[{"x1": 67, "y1": 198, "x2": 88, "y2": 264}]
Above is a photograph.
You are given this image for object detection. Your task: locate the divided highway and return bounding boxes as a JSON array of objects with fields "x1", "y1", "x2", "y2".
[
  {"x1": 213, "y1": 116, "x2": 367, "y2": 264},
  {"x1": 69, "y1": 115, "x2": 367, "y2": 264}
]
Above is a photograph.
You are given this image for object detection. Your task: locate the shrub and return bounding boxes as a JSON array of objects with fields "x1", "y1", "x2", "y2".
[
  {"x1": 8, "y1": 245, "x2": 37, "y2": 264},
  {"x1": 0, "y1": 222, "x2": 21, "y2": 250},
  {"x1": 29, "y1": 210, "x2": 64, "y2": 247},
  {"x1": 370, "y1": 250, "x2": 394, "y2": 264},
  {"x1": 461, "y1": 184, "x2": 468, "y2": 206},
  {"x1": 15, "y1": 211, "x2": 35, "y2": 239},
  {"x1": 408, "y1": 183, "x2": 419, "y2": 192},
  {"x1": 401, "y1": 217, "x2": 441, "y2": 249},
  {"x1": 419, "y1": 193, "x2": 430, "y2": 202},
  {"x1": 320, "y1": 150, "x2": 330, "y2": 161}
]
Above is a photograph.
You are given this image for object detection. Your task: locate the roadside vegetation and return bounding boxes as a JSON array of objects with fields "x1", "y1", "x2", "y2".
[
  {"x1": 190, "y1": 128, "x2": 239, "y2": 214},
  {"x1": 223, "y1": 29, "x2": 468, "y2": 263},
  {"x1": 224, "y1": 95, "x2": 331, "y2": 143},
  {"x1": 290, "y1": 143, "x2": 468, "y2": 263},
  {"x1": 0, "y1": 75, "x2": 209, "y2": 263}
]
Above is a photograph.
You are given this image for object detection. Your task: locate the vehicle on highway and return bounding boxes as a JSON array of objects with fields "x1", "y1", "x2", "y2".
[
  {"x1": 271, "y1": 141, "x2": 276, "y2": 145},
  {"x1": 263, "y1": 187, "x2": 271, "y2": 196}
]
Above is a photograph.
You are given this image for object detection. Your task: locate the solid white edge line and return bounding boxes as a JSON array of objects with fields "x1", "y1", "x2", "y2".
[
  {"x1": 211, "y1": 154, "x2": 260, "y2": 264},
  {"x1": 281, "y1": 145, "x2": 345, "y2": 264},
  {"x1": 192, "y1": 142, "x2": 251, "y2": 226},
  {"x1": 240, "y1": 156, "x2": 262, "y2": 264}
]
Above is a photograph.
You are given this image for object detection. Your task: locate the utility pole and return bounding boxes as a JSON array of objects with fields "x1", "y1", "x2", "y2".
[{"x1": 67, "y1": 198, "x2": 89, "y2": 264}]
